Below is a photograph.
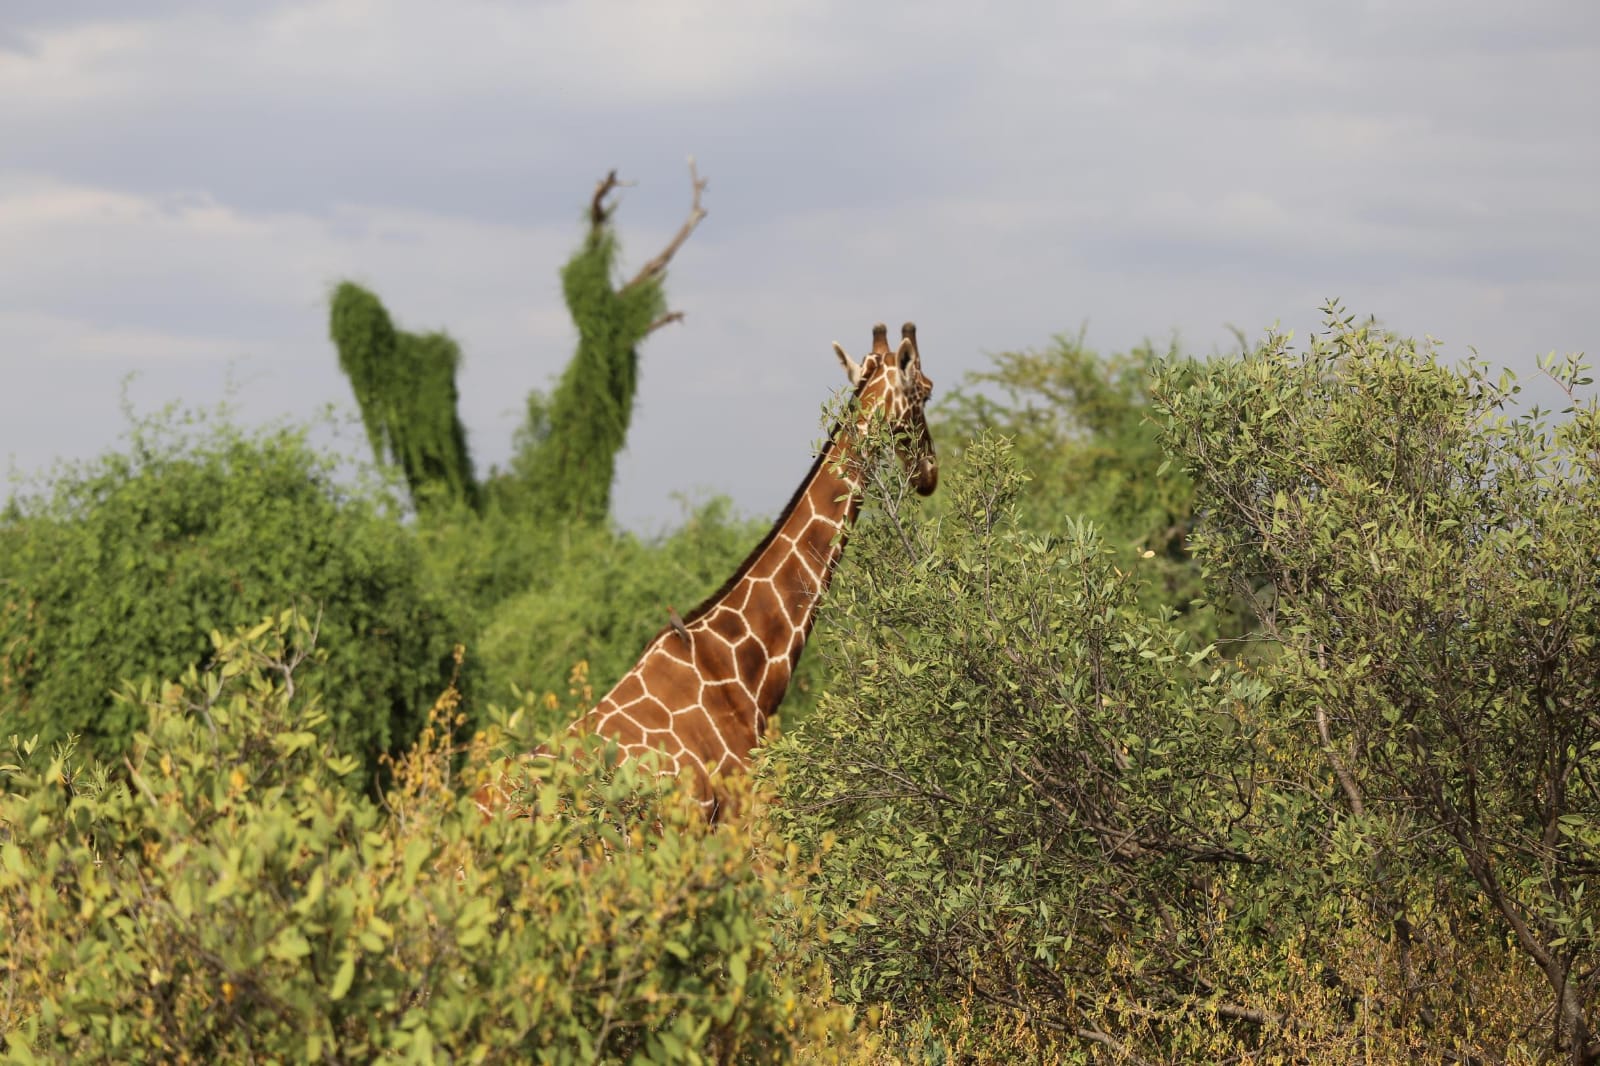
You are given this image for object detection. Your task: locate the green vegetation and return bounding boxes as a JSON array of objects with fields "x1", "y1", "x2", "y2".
[
  {"x1": 772, "y1": 308, "x2": 1598, "y2": 1063},
  {"x1": 936, "y1": 333, "x2": 1188, "y2": 553},
  {"x1": 475, "y1": 498, "x2": 828, "y2": 734},
  {"x1": 0, "y1": 614, "x2": 859, "y2": 1063},
  {"x1": 3, "y1": 301, "x2": 1595, "y2": 1062},
  {"x1": 774, "y1": 433, "x2": 1304, "y2": 1060},
  {"x1": 328, "y1": 168, "x2": 705, "y2": 530},
  {"x1": 504, "y1": 205, "x2": 659, "y2": 524},
  {"x1": 933, "y1": 334, "x2": 1227, "y2": 642},
  {"x1": 1158, "y1": 309, "x2": 1600, "y2": 1060},
  {"x1": 0, "y1": 412, "x2": 463, "y2": 789},
  {"x1": 321, "y1": 168, "x2": 714, "y2": 713}
]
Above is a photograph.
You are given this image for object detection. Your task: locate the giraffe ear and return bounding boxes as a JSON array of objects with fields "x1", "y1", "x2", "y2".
[
  {"x1": 895, "y1": 337, "x2": 915, "y2": 372},
  {"x1": 833, "y1": 342, "x2": 864, "y2": 386}
]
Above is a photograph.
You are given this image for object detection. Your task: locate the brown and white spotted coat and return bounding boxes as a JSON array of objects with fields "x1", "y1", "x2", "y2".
[{"x1": 479, "y1": 322, "x2": 937, "y2": 819}]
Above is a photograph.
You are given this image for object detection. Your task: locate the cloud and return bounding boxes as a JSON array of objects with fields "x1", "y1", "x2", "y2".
[
  {"x1": 0, "y1": 307, "x2": 251, "y2": 365},
  {"x1": 0, "y1": 0, "x2": 1596, "y2": 528},
  {"x1": 1, "y1": 0, "x2": 947, "y2": 118}
]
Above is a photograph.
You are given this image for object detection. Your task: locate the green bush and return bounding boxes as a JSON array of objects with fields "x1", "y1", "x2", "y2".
[
  {"x1": 933, "y1": 334, "x2": 1234, "y2": 643},
  {"x1": 1154, "y1": 306, "x2": 1600, "y2": 1062},
  {"x1": 771, "y1": 320, "x2": 1595, "y2": 1063},
  {"x1": 769, "y1": 434, "x2": 1288, "y2": 1060},
  {"x1": 0, "y1": 410, "x2": 465, "y2": 786},
  {"x1": 0, "y1": 613, "x2": 860, "y2": 1063},
  {"x1": 474, "y1": 498, "x2": 830, "y2": 732}
]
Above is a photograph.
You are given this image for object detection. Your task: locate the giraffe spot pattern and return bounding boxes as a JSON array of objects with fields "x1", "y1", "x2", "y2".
[{"x1": 484, "y1": 325, "x2": 937, "y2": 820}]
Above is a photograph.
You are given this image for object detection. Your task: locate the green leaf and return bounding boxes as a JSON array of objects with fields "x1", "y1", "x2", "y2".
[
  {"x1": 329, "y1": 952, "x2": 356, "y2": 1002},
  {"x1": 269, "y1": 928, "x2": 312, "y2": 962}
]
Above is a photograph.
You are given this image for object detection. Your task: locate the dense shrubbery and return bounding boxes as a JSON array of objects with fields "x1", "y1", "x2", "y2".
[
  {"x1": 0, "y1": 413, "x2": 464, "y2": 788},
  {"x1": 0, "y1": 614, "x2": 861, "y2": 1064},
  {"x1": 772, "y1": 435, "x2": 1306, "y2": 1060},
  {"x1": 0, "y1": 400, "x2": 830, "y2": 795},
  {"x1": 1156, "y1": 310, "x2": 1600, "y2": 1060},
  {"x1": 772, "y1": 311, "x2": 1598, "y2": 1063}
]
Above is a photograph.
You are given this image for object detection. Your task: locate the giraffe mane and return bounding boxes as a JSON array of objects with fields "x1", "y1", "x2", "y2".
[{"x1": 673, "y1": 373, "x2": 873, "y2": 632}]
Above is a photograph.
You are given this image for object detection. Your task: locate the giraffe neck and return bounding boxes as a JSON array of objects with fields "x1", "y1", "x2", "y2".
[
  {"x1": 679, "y1": 423, "x2": 865, "y2": 694},
  {"x1": 570, "y1": 413, "x2": 874, "y2": 805}
]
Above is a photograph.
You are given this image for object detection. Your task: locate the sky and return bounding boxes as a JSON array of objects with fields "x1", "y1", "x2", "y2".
[{"x1": 2, "y1": 1, "x2": 1597, "y2": 530}]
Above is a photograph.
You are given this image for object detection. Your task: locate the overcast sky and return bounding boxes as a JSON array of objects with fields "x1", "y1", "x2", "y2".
[{"x1": 3, "y1": 1, "x2": 1596, "y2": 529}]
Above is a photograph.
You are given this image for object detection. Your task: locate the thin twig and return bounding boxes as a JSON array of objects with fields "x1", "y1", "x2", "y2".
[
  {"x1": 642, "y1": 310, "x2": 686, "y2": 337},
  {"x1": 589, "y1": 169, "x2": 621, "y2": 231},
  {"x1": 623, "y1": 158, "x2": 707, "y2": 292}
]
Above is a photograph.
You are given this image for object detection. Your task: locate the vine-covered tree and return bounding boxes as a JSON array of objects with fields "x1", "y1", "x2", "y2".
[
  {"x1": 329, "y1": 282, "x2": 480, "y2": 513},
  {"x1": 508, "y1": 163, "x2": 707, "y2": 525}
]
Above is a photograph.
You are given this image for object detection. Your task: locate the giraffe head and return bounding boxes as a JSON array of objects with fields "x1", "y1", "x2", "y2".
[{"x1": 832, "y1": 321, "x2": 939, "y2": 496}]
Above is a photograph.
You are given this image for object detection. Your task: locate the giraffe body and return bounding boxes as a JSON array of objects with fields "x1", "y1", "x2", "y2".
[{"x1": 484, "y1": 322, "x2": 936, "y2": 818}]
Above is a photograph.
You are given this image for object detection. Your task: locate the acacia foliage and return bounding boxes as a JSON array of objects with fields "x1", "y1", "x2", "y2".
[
  {"x1": 0, "y1": 413, "x2": 463, "y2": 788},
  {"x1": 771, "y1": 310, "x2": 1598, "y2": 1062},
  {"x1": 329, "y1": 281, "x2": 480, "y2": 513},
  {"x1": 0, "y1": 614, "x2": 861, "y2": 1064},
  {"x1": 935, "y1": 335, "x2": 1189, "y2": 553}
]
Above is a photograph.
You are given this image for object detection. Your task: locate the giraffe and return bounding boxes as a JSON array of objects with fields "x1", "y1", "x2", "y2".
[{"x1": 478, "y1": 322, "x2": 937, "y2": 819}]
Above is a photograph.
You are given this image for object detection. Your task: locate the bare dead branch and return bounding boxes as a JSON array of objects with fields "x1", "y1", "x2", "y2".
[
  {"x1": 1074, "y1": 1026, "x2": 1156, "y2": 1066},
  {"x1": 589, "y1": 169, "x2": 621, "y2": 232},
  {"x1": 1213, "y1": 1002, "x2": 1280, "y2": 1027},
  {"x1": 623, "y1": 158, "x2": 708, "y2": 292},
  {"x1": 643, "y1": 310, "x2": 686, "y2": 337}
]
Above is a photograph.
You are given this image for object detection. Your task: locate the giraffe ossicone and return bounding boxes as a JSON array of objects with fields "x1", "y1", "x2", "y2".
[{"x1": 478, "y1": 321, "x2": 937, "y2": 820}]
